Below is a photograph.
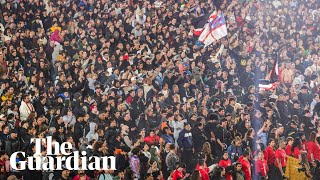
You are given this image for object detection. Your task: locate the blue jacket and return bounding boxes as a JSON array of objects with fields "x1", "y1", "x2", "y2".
[
  {"x1": 227, "y1": 144, "x2": 243, "y2": 162},
  {"x1": 161, "y1": 134, "x2": 174, "y2": 144}
]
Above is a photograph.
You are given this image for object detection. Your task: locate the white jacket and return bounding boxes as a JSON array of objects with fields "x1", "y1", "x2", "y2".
[
  {"x1": 86, "y1": 122, "x2": 98, "y2": 142},
  {"x1": 19, "y1": 101, "x2": 34, "y2": 121}
]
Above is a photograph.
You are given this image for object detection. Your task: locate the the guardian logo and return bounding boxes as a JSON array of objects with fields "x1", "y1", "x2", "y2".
[{"x1": 10, "y1": 137, "x2": 116, "y2": 171}]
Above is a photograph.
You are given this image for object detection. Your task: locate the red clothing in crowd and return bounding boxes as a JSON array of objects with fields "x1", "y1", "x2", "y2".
[
  {"x1": 255, "y1": 159, "x2": 268, "y2": 177},
  {"x1": 219, "y1": 159, "x2": 232, "y2": 180},
  {"x1": 125, "y1": 95, "x2": 134, "y2": 104},
  {"x1": 275, "y1": 148, "x2": 287, "y2": 168},
  {"x1": 172, "y1": 170, "x2": 184, "y2": 180},
  {"x1": 144, "y1": 135, "x2": 160, "y2": 145},
  {"x1": 293, "y1": 147, "x2": 301, "y2": 159},
  {"x1": 49, "y1": 29, "x2": 62, "y2": 42},
  {"x1": 196, "y1": 164, "x2": 210, "y2": 180},
  {"x1": 307, "y1": 141, "x2": 320, "y2": 162},
  {"x1": 264, "y1": 146, "x2": 276, "y2": 165},
  {"x1": 238, "y1": 156, "x2": 251, "y2": 180},
  {"x1": 0, "y1": 159, "x2": 5, "y2": 166},
  {"x1": 285, "y1": 145, "x2": 292, "y2": 156},
  {"x1": 73, "y1": 174, "x2": 90, "y2": 180},
  {"x1": 302, "y1": 140, "x2": 308, "y2": 150}
]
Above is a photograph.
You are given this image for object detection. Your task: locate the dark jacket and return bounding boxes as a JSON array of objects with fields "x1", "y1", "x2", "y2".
[
  {"x1": 300, "y1": 115, "x2": 315, "y2": 138},
  {"x1": 291, "y1": 107, "x2": 303, "y2": 119},
  {"x1": 5, "y1": 136, "x2": 20, "y2": 155},
  {"x1": 191, "y1": 127, "x2": 207, "y2": 152},
  {"x1": 104, "y1": 126, "x2": 119, "y2": 146},
  {"x1": 177, "y1": 129, "x2": 193, "y2": 150},
  {"x1": 298, "y1": 92, "x2": 312, "y2": 108},
  {"x1": 277, "y1": 100, "x2": 290, "y2": 124}
]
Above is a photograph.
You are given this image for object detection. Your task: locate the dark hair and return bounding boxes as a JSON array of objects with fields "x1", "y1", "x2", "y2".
[
  {"x1": 169, "y1": 143, "x2": 175, "y2": 150},
  {"x1": 286, "y1": 137, "x2": 294, "y2": 142},
  {"x1": 229, "y1": 98, "x2": 235, "y2": 103},
  {"x1": 267, "y1": 138, "x2": 275, "y2": 146},
  {"x1": 23, "y1": 94, "x2": 29, "y2": 100},
  {"x1": 1, "y1": 125, "x2": 9, "y2": 131},
  {"x1": 234, "y1": 162, "x2": 242, "y2": 167},
  {"x1": 291, "y1": 137, "x2": 302, "y2": 152},
  {"x1": 0, "y1": 151, "x2": 6, "y2": 157},
  {"x1": 316, "y1": 137, "x2": 320, "y2": 145},
  {"x1": 198, "y1": 159, "x2": 205, "y2": 166},
  {"x1": 177, "y1": 163, "x2": 186, "y2": 169},
  {"x1": 131, "y1": 147, "x2": 141, "y2": 155},
  {"x1": 191, "y1": 170, "x2": 201, "y2": 180},
  {"x1": 212, "y1": 166, "x2": 225, "y2": 178},
  {"x1": 222, "y1": 151, "x2": 228, "y2": 156},
  {"x1": 163, "y1": 126, "x2": 170, "y2": 132}
]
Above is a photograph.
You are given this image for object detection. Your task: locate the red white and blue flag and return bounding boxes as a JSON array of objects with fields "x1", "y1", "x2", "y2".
[
  {"x1": 191, "y1": 14, "x2": 211, "y2": 36},
  {"x1": 198, "y1": 12, "x2": 228, "y2": 47}
]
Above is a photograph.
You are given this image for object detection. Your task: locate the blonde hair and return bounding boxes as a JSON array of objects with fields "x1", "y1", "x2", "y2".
[{"x1": 202, "y1": 142, "x2": 211, "y2": 155}]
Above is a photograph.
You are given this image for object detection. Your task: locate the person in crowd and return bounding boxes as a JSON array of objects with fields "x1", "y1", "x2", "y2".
[
  {"x1": 161, "y1": 127, "x2": 174, "y2": 145},
  {"x1": 311, "y1": 160, "x2": 320, "y2": 180},
  {"x1": 211, "y1": 166, "x2": 226, "y2": 180},
  {"x1": 231, "y1": 162, "x2": 245, "y2": 180},
  {"x1": 218, "y1": 152, "x2": 232, "y2": 180},
  {"x1": 285, "y1": 137, "x2": 294, "y2": 157},
  {"x1": 171, "y1": 163, "x2": 189, "y2": 180},
  {"x1": 202, "y1": 142, "x2": 215, "y2": 166},
  {"x1": 264, "y1": 139, "x2": 276, "y2": 177},
  {"x1": 238, "y1": 150, "x2": 251, "y2": 180},
  {"x1": 254, "y1": 151, "x2": 268, "y2": 180},
  {"x1": 0, "y1": 0, "x2": 319, "y2": 179},
  {"x1": 166, "y1": 144, "x2": 179, "y2": 174},
  {"x1": 195, "y1": 159, "x2": 217, "y2": 180},
  {"x1": 144, "y1": 130, "x2": 160, "y2": 146},
  {"x1": 291, "y1": 137, "x2": 305, "y2": 160},
  {"x1": 227, "y1": 137, "x2": 243, "y2": 163},
  {"x1": 178, "y1": 123, "x2": 194, "y2": 173},
  {"x1": 308, "y1": 135, "x2": 320, "y2": 162},
  {"x1": 192, "y1": 122, "x2": 207, "y2": 153},
  {"x1": 129, "y1": 147, "x2": 141, "y2": 179},
  {"x1": 274, "y1": 140, "x2": 287, "y2": 180},
  {"x1": 190, "y1": 170, "x2": 201, "y2": 180}
]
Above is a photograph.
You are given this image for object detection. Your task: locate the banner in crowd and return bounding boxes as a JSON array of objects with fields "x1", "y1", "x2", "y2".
[{"x1": 197, "y1": 11, "x2": 228, "y2": 47}]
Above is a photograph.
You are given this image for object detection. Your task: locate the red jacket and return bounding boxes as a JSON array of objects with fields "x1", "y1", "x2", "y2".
[
  {"x1": 255, "y1": 159, "x2": 268, "y2": 177},
  {"x1": 219, "y1": 159, "x2": 232, "y2": 180},
  {"x1": 172, "y1": 170, "x2": 184, "y2": 180},
  {"x1": 196, "y1": 164, "x2": 210, "y2": 180},
  {"x1": 238, "y1": 157, "x2": 251, "y2": 180},
  {"x1": 144, "y1": 135, "x2": 160, "y2": 145},
  {"x1": 264, "y1": 146, "x2": 276, "y2": 165}
]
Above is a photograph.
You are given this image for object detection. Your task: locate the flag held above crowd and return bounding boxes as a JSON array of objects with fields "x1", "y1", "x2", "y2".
[
  {"x1": 193, "y1": 11, "x2": 228, "y2": 47},
  {"x1": 191, "y1": 13, "x2": 211, "y2": 36}
]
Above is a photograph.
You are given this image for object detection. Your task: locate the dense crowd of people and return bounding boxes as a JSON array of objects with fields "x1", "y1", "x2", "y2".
[{"x1": 0, "y1": 0, "x2": 320, "y2": 179}]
